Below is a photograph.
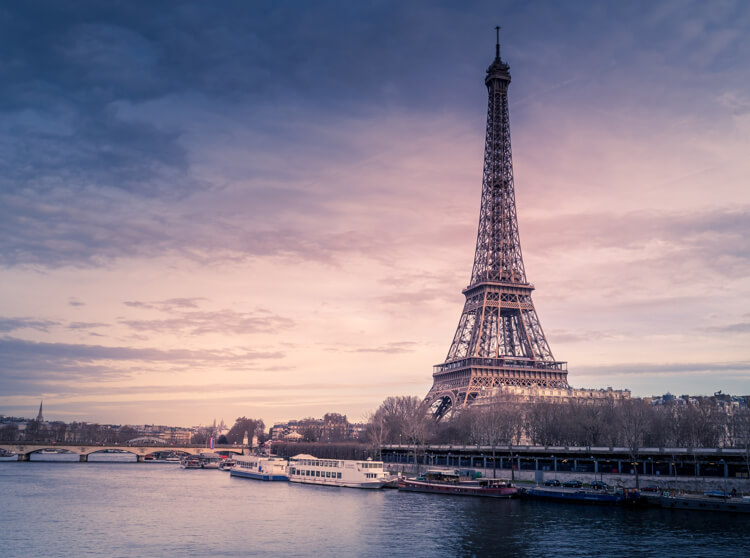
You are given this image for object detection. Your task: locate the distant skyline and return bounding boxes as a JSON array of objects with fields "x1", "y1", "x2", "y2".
[{"x1": 1, "y1": 1, "x2": 749, "y2": 427}]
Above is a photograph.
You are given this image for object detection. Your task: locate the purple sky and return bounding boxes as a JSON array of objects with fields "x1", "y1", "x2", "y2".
[{"x1": 1, "y1": 1, "x2": 749, "y2": 427}]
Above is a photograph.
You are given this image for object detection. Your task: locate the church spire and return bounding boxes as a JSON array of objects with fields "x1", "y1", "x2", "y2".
[{"x1": 36, "y1": 400, "x2": 44, "y2": 422}]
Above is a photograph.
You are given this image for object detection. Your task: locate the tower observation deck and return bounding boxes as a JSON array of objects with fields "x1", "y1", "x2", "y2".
[{"x1": 424, "y1": 30, "x2": 569, "y2": 419}]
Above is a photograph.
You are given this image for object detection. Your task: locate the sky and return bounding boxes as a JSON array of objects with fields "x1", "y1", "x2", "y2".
[{"x1": 1, "y1": 0, "x2": 749, "y2": 428}]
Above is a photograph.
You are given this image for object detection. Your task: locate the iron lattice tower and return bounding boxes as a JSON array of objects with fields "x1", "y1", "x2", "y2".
[{"x1": 425, "y1": 30, "x2": 568, "y2": 419}]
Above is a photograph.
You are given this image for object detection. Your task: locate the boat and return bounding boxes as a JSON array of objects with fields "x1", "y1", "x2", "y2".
[
  {"x1": 197, "y1": 452, "x2": 222, "y2": 469},
  {"x1": 145, "y1": 451, "x2": 182, "y2": 463},
  {"x1": 521, "y1": 485, "x2": 640, "y2": 505},
  {"x1": 230, "y1": 455, "x2": 288, "y2": 481},
  {"x1": 658, "y1": 491, "x2": 750, "y2": 514},
  {"x1": 397, "y1": 469, "x2": 518, "y2": 498},
  {"x1": 0, "y1": 449, "x2": 18, "y2": 462},
  {"x1": 288, "y1": 454, "x2": 393, "y2": 489},
  {"x1": 218, "y1": 456, "x2": 236, "y2": 471},
  {"x1": 180, "y1": 456, "x2": 202, "y2": 469},
  {"x1": 180, "y1": 453, "x2": 222, "y2": 469}
]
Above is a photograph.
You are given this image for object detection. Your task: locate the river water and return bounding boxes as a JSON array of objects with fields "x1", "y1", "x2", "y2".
[{"x1": 2, "y1": 461, "x2": 749, "y2": 557}]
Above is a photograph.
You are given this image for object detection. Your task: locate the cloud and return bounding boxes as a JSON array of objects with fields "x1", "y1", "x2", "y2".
[
  {"x1": 347, "y1": 342, "x2": 419, "y2": 354},
  {"x1": 702, "y1": 322, "x2": 750, "y2": 334},
  {"x1": 118, "y1": 298, "x2": 294, "y2": 336},
  {"x1": 120, "y1": 309, "x2": 294, "y2": 336},
  {"x1": 0, "y1": 335, "x2": 286, "y2": 393},
  {"x1": 547, "y1": 329, "x2": 620, "y2": 344},
  {"x1": 575, "y1": 360, "x2": 750, "y2": 377},
  {"x1": 124, "y1": 298, "x2": 206, "y2": 311},
  {"x1": 67, "y1": 322, "x2": 109, "y2": 331},
  {"x1": 0, "y1": 317, "x2": 60, "y2": 333}
]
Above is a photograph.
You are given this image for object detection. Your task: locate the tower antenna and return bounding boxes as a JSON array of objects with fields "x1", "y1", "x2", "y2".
[{"x1": 495, "y1": 25, "x2": 500, "y2": 59}]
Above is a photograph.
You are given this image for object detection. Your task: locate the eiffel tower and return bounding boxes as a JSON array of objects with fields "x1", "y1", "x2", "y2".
[{"x1": 425, "y1": 29, "x2": 568, "y2": 419}]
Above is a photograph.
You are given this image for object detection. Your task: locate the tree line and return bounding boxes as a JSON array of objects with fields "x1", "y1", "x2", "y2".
[{"x1": 364, "y1": 395, "x2": 750, "y2": 450}]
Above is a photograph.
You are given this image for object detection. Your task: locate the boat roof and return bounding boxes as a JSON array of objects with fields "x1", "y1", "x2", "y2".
[
  {"x1": 426, "y1": 469, "x2": 459, "y2": 476},
  {"x1": 291, "y1": 454, "x2": 318, "y2": 460}
]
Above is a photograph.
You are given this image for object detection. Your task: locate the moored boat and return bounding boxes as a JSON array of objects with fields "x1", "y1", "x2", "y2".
[
  {"x1": 521, "y1": 485, "x2": 640, "y2": 505},
  {"x1": 0, "y1": 449, "x2": 18, "y2": 462},
  {"x1": 288, "y1": 454, "x2": 392, "y2": 489},
  {"x1": 398, "y1": 470, "x2": 518, "y2": 498},
  {"x1": 658, "y1": 491, "x2": 750, "y2": 514},
  {"x1": 180, "y1": 453, "x2": 223, "y2": 469},
  {"x1": 199, "y1": 452, "x2": 222, "y2": 469},
  {"x1": 145, "y1": 451, "x2": 182, "y2": 463},
  {"x1": 180, "y1": 456, "x2": 202, "y2": 469},
  {"x1": 231, "y1": 455, "x2": 288, "y2": 480}
]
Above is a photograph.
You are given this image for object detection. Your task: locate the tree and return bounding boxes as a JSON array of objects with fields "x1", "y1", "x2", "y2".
[
  {"x1": 370, "y1": 396, "x2": 432, "y2": 470},
  {"x1": 476, "y1": 399, "x2": 523, "y2": 478},
  {"x1": 0, "y1": 423, "x2": 19, "y2": 441},
  {"x1": 729, "y1": 407, "x2": 750, "y2": 476},
  {"x1": 226, "y1": 417, "x2": 265, "y2": 446},
  {"x1": 365, "y1": 409, "x2": 388, "y2": 460},
  {"x1": 619, "y1": 399, "x2": 651, "y2": 488},
  {"x1": 525, "y1": 401, "x2": 566, "y2": 446},
  {"x1": 116, "y1": 426, "x2": 139, "y2": 444}
]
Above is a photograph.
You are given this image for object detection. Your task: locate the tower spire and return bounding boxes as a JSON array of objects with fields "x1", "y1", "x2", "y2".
[
  {"x1": 36, "y1": 400, "x2": 44, "y2": 422},
  {"x1": 424, "y1": 34, "x2": 568, "y2": 419}
]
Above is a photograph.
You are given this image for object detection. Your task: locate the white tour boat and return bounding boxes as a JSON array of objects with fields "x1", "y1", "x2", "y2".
[
  {"x1": 230, "y1": 455, "x2": 288, "y2": 481},
  {"x1": 288, "y1": 454, "x2": 392, "y2": 489}
]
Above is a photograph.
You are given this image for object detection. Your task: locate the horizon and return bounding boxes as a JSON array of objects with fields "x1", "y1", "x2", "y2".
[{"x1": 1, "y1": 1, "x2": 749, "y2": 427}]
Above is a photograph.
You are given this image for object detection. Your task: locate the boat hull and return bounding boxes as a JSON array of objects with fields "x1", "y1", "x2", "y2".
[
  {"x1": 289, "y1": 478, "x2": 387, "y2": 489},
  {"x1": 398, "y1": 479, "x2": 517, "y2": 498},
  {"x1": 522, "y1": 486, "x2": 637, "y2": 505},
  {"x1": 231, "y1": 468, "x2": 288, "y2": 481},
  {"x1": 659, "y1": 495, "x2": 750, "y2": 514}
]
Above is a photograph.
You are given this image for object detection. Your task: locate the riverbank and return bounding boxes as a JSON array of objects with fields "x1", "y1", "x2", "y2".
[{"x1": 388, "y1": 463, "x2": 750, "y2": 494}]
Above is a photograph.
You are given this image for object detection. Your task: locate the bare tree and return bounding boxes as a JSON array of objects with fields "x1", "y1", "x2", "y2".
[
  {"x1": 525, "y1": 401, "x2": 566, "y2": 446},
  {"x1": 365, "y1": 409, "x2": 387, "y2": 460},
  {"x1": 371, "y1": 396, "x2": 432, "y2": 470},
  {"x1": 477, "y1": 399, "x2": 522, "y2": 478},
  {"x1": 729, "y1": 408, "x2": 750, "y2": 476},
  {"x1": 619, "y1": 399, "x2": 651, "y2": 488}
]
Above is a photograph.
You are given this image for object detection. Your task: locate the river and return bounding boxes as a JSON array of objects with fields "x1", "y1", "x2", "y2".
[{"x1": 1, "y1": 461, "x2": 749, "y2": 557}]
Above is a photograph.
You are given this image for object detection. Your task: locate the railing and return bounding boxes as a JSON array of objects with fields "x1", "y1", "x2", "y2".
[{"x1": 434, "y1": 357, "x2": 567, "y2": 374}]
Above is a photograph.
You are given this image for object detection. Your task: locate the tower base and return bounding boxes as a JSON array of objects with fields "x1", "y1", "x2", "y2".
[{"x1": 425, "y1": 357, "x2": 568, "y2": 419}]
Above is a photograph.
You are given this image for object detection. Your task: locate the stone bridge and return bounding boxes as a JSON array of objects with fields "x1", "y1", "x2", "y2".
[{"x1": 0, "y1": 442, "x2": 245, "y2": 462}]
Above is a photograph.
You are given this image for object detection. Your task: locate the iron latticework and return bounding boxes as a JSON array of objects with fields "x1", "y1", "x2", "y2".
[{"x1": 425, "y1": 31, "x2": 568, "y2": 419}]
